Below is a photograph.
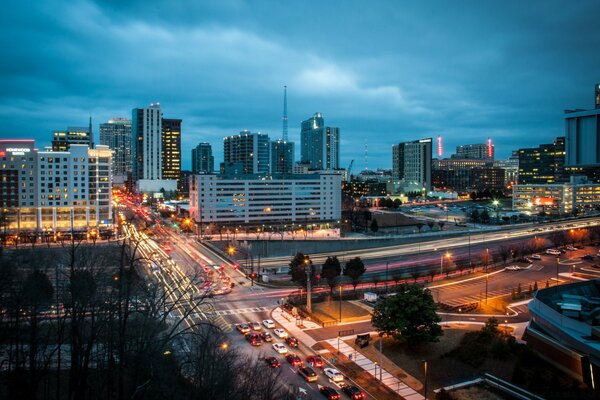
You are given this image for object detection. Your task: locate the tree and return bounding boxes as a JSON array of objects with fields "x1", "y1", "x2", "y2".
[
  {"x1": 372, "y1": 284, "x2": 442, "y2": 345},
  {"x1": 498, "y1": 245, "x2": 511, "y2": 265},
  {"x1": 321, "y1": 256, "x2": 341, "y2": 294},
  {"x1": 288, "y1": 252, "x2": 315, "y2": 288},
  {"x1": 480, "y1": 209, "x2": 491, "y2": 224},
  {"x1": 343, "y1": 257, "x2": 366, "y2": 293},
  {"x1": 427, "y1": 221, "x2": 434, "y2": 231},
  {"x1": 416, "y1": 222, "x2": 425, "y2": 232},
  {"x1": 370, "y1": 219, "x2": 379, "y2": 233},
  {"x1": 438, "y1": 221, "x2": 445, "y2": 231},
  {"x1": 470, "y1": 209, "x2": 480, "y2": 223}
]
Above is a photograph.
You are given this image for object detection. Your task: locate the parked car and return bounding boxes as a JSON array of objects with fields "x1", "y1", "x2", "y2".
[
  {"x1": 546, "y1": 249, "x2": 561, "y2": 256},
  {"x1": 505, "y1": 265, "x2": 521, "y2": 271},
  {"x1": 530, "y1": 254, "x2": 542, "y2": 260},
  {"x1": 566, "y1": 245, "x2": 577, "y2": 251},
  {"x1": 583, "y1": 254, "x2": 595, "y2": 261}
]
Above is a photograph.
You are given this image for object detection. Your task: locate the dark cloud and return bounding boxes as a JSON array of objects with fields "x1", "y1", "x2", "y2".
[{"x1": 0, "y1": 0, "x2": 599, "y2": 169}]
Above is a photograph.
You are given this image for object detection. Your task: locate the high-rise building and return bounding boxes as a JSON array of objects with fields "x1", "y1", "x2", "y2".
[
  {"x1": 565, "y1": 84, "x2": 600, "y2": 168},
  {"x1": 300, "y1": 113, "x2": 340, "y2": 170},
  {"x1": 392, "y1": 138, "x2": 432, "y2": 192},
  {"x1": 223, "y1": 130, "x2": 270, "y2": 175},
  {"x1": 453, "y1": 142, "x2": 494, "y2": 161},
  {"x1": 161, "y1": 118, "x2": 182, "y2": 190},
  {"x1": 191, "y1": 143, "x2": 214, "y2": 174},
  {"x1": 0, "y1": 140, "x2": 112, "y2": 232},
  {"x1": 52, "y1": 122, "x2": 92, "y2": 151},
  {"x1": 99, "y1": 118, "x2": 132, "y2": 178},
  {"x1": 270, "y1": 140, "x2": 294, "y2": 175},
  {"x1": 493, "y1": 151, "x2": 519, "y2": 188},
  {"x1": 518, "y1": 137, "x2": 565, "y2": 185},
  {"x1": 132, "y1": 104, "x2": 162, "y2": 182}
]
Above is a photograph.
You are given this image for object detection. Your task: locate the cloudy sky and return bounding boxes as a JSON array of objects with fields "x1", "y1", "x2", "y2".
[{"x1": 1, "y1": 0, "x2": 599, "y2": 170}]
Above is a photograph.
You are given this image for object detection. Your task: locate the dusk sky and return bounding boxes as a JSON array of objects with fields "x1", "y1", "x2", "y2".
[{"x1": 1, "y1": 0, "x2": 599, "y2": 170}]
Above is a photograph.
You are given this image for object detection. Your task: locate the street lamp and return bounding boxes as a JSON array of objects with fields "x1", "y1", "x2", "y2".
[{"x1": 423, "y1": 360, "x2": 428, "y2": 399}]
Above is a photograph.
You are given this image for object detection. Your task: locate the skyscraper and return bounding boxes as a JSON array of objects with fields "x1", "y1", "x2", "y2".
[
  {"x1": 132, "y1": 104, "x2": 162, "y2": 182},
  {"x1": 392, "y1": 138, "x2": 432, "y2": 192},
  {"x1": 223, "y1": 130, "x2": 270, "y2": 175},
  {"x1": 270, "y1": 139, "x2": 294, "y2": 175},
  {"x1": 300, "y1": 112, "x2": 339, "y2": 170},
  {"x1": 161, "y1": 118, "x2": 182, "y2": 190},
  {"x1": 192, "y1": 142, "x2": 214, "y2": 174},
  {"x1": 99, "y1": 118, "x2": 132, "y2": 178}
]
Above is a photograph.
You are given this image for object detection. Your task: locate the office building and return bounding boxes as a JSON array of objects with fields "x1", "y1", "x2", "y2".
[
  {"x1": 99, "y1": 118, "x2": 132, "y2": 181},
  {"x1": 131, "y1": 104, "x2": 176, "y2": 193},
  {"x1": 301, "y1": 113, "x2": 340, "y2": 170},
  {"x1": 223, "y1": 131, "x2": 270, "y2": 175},
  {"x1": 518, "y1": 137, "x2": 565, "y2": 185},
  {"x1": 0, "y1": 140, "x2": 112, "y2": 233},
  {"x1": 161, "y1": 118, "x2": 182, "y2": 190},
  {"x1": 392, "y1": 138, "x2": 432, "y2": 193},
  {"x1": 189, "y1": 173, "x2": 341, "y2": 225},
  {"x1": 132, "y1": 104, "x2": 162, "y2": 182},
  {"x1": 526, "y1": 280, "x2": 600, "y2": 391},
  {"x1": 565, "y1": 84, "x2": 600, "y2": 167},
  {"x1": 453, "y1": 142, "x2": 494, "y2": 161},
  {"x1": 52, "y1": 121, "x2": 92, "y2": 151},
  {"x1": 191, "y1": 142, "x2": 214, "y2": 174},
  {"x1": 493, "y1": 151, "x2": 519, "y2": 188},
  {"x1": 271, "y1": 139, "x2": 294, "y2": 175},
  {"x1": 512, "y1": 176, "x2": 600, "y2": 215}
]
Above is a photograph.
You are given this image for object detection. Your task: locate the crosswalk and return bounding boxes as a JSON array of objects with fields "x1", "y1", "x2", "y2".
[{"x1": 214, "y1": 306, "x2": 270, "y2": 316}]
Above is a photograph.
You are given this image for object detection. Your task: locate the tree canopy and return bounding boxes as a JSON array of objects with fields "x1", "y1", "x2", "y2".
[
  {"x1": 321, "y1": 256, "x2": 341, "y2": 293},
  {"x1": 343, "y1": 257, "x2": 366, "y2": 292},
  {"x1": 288, "y1": 252, "x2": 315, "y2": 288},
  {"x1": 372, "y1": 284, "x2": 442, "y2": 345}
]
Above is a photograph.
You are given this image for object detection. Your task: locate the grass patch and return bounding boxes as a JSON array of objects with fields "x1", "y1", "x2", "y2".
[{"x1": 311, "y1": 300, "x2": 370, "y2": 323}]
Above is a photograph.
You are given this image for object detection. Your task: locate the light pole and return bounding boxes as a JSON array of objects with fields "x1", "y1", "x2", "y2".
[
  {"x1": 339, "y1": 284, "x2": 343, "y2": 323},
  {"x1": 305, "y1": 257, "x2": 312, "y2": 313},
  {"x1": 423, "y1": 360, "x2": 428, "y2": 399},
  {"x1": 378, "y1": 334, "x2": 383, "y2": 381},
  {"x1": 385, "y1": 261, "x2": 389, "y2": 294},
  {"x1": 440, "y1": 252, "x2": 451, "y2": 276},
  {"x1": 485, "y1": 248, "x2": 489, "y2": 304}
]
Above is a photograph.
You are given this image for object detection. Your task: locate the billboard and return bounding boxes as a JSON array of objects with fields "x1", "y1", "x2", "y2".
[{"x1": 533, "y1": 197, "x2": 555, "y2": 206}]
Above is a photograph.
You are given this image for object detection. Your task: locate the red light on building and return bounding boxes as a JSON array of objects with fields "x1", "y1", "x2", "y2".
[{"x1": 533, "y1": 197, "x2": 554, "y2": 206}]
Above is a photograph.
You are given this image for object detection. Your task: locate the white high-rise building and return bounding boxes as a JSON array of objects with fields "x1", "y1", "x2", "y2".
[{"x1": 132, "y1": 104, "x2": 162, "y2": 181}]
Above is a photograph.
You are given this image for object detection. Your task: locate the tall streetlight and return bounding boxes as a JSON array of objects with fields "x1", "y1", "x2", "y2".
[
  {"x1": 305, "y1": 257, "x2": 312, "y2": 313},
  {"x1": 441, "y1": 252, "x2": 451, "y2": 276},
  {"x1": 492, "y1": 199, "x2": 500, "y2": 223},
  {"x1": 423, "y1": 360, "x2": 428, "y2": 399},
  {"x1": 339, "y1": 283, "x2": 343, "y2": 323},
  {"x1": 485, "y1": 248, "x2": 490, "y2": 304}
]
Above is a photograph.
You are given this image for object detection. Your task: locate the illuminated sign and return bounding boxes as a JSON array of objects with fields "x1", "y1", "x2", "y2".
[
  {"x1": 533, "y1": 197, "x2": 554, "y2": 206},
  {"x1": 6, "y1": 147, "x2": 31, "y2": 155}
]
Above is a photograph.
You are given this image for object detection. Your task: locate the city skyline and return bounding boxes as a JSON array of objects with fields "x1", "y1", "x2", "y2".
[{"x1": 1, "y1": 1, "x2": 599, "y2": 170}]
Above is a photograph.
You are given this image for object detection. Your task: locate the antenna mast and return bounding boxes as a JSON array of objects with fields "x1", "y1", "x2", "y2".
[{"x1": 282, "y1": 86, "x2": 288, "y2": 141}]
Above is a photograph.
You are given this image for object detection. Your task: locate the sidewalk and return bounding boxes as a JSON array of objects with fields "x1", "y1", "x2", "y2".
[
  {"x1": 324, "y1": 337, "x2": 424, "y2": 400},
  {"x1": 270, "y1": 306, "x2": 321, "y2": 347}
]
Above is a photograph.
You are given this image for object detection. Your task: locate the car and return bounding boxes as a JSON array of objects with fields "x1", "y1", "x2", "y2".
[
  {"x1": 245, "y1": 332, "x2": 263, "y2": 346},
  {"x1": 249, "y1": 321, "x2": 262, "y2": 331},
  {"x1": 320, "y1": 386, "x2": 341, "y2": 400},
  {"x1": 306, "y1": 355, "x2": 324, "y2": 368},
  {"x1": 236, "y1": 323, "x2": 250, "y2": 334},
  {"x1": 592, "y1": 264, "x2": 600, "y2": 269},
  {"x1": 324, "y1": 367, "x2": 344, "y2": 382},
  {"x1": 341, "y1": 384, "x2": 366, "y2": 400},
  {"x1": 530, "y1": 254, "x2": 542, "y2": 260},
  {"x1": 286, "y1": 337, "x2": 299, "y2": 348},
  {"x1": 546, "y1": 249, "x2": 561, "y2": 256},
  {"x1": 505, "y1": 265, "x2": 521, "y2": 271},
  {"x1": 273, "y1": 328, "x2": 288, "y2": 338},
  {"x1": 285, "y1": 353, "x2": 303, "y2": 367},
  {"x1": 262, "y1": 319, "x2": 276, "y2": 329},
  {"x1": 583, "y1": 254, "x2": 595, "y2": 261},
  {"x1": 272, "y1": 343, "x2": 288, "y2": 354},
  {"x1": 264, "y1": 356, "x2": 281, "y2": 368},
  {"x1": 298, "y1": 366, "x2": 318, "y2": 382},
  {"x1": 566, "y1": 245, "x2": 577, "y2": 251},
  {"x1": 260, "y1": 332, "x2": 273, "y2": 342}
]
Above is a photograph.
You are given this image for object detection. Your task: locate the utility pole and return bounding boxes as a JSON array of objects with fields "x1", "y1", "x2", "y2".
[{"x1": 305, "y1": 258, "x2": 312, "y2": 313}]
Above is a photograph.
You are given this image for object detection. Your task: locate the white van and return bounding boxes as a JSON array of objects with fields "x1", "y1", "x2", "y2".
[{"x1": 546, "y1": 249, "x2": 561, "y2": 256}]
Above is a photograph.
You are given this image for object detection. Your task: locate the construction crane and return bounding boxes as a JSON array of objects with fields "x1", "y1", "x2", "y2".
[{"x1": 347, "y1": 159, "x2": 354, "y2": 179}]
